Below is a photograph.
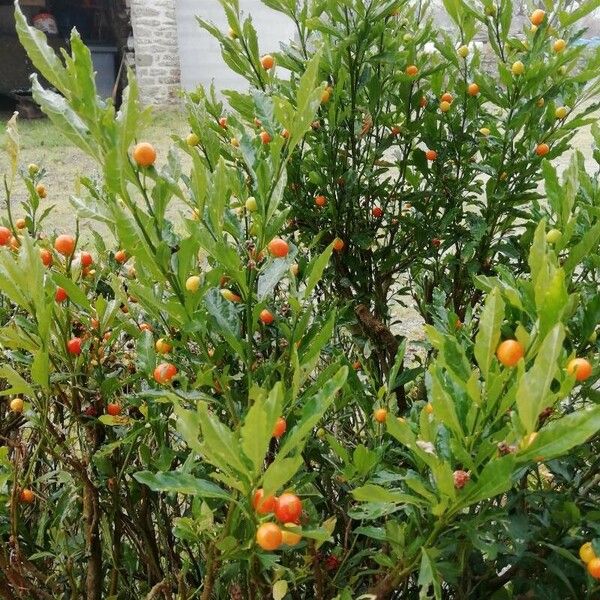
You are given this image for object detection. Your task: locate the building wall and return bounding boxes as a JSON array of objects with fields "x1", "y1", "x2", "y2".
[
  {"x1": 129, "y1": 0, "x2": 181, "y2": 105},
  {"x1": 175, "y1": 0, "x2": 295, "y2": 92}
]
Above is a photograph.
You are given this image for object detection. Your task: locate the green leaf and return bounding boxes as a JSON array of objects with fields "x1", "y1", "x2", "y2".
[
  {"x1": 564, "y1": 221, "x2": 600, "y2": 275},
  {"x1": 559, "y1": 0, "x2": 600, "y2": 26},
  {"x1": 278, "y1": 366, "x2": 347, "y2": 459},
  {"x1": 262, "y1": 455, "x2": 303, "y2": 496},
  {"x1": 458, "y1": 455, "x2": 516, "y2": 508},
  {"x1": 303, "y1": 243, "x2": 333, "y2": 301},
  {"x1": 14, "y1": 2, "x2": 70, "y2": 95},
  {"x1": 272, "y1": 580, "x2": 288, "y2": 600},
  {"x1": 197, "y1": 402, "x2": 250, "y2": 482},
  {"x1": 517, "y1": 405, "x2": 600, "y2": 462},
  {"x1": 516, "y1": 324, "x2": 564, "y2": 433},
  {"x1": 428, "y1": 368, "x2": 463, "y2": 438},
  {"x1": 241, "y1": 383, "x2": 283, "y2": 474},
  {"x1": 474, "y1": 288, "x2": 504, "y2": 380},
  {"x1": 0, "y1": 365, "x2": 34, "y2": 397},
  {"x1": 133, "y1": 471, "x2": 230, "y2": 500},
  {"x1": 352, "y1": 484, "x2": 424, "y2": 506},
  {"x1": 418, "y1": 548, "x2": 442, "y2": 600},
  {"x1": 204, "y1": 288, "x2": 243, "y2": 355},
  {"x1": 5, "y1": 111, "x2": 19, "y2": 188}
]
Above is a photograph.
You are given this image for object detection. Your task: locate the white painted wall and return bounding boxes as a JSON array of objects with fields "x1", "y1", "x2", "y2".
[{"x1": 175, "y1": 0, "x2": 295, "y2": 91}]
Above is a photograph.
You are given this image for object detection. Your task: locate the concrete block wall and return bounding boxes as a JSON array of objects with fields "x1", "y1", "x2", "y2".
[{"x1": 129, "y1": 0, "x2": 181, "y2": 105}]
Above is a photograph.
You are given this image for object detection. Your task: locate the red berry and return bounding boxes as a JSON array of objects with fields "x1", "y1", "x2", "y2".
[
  {"x1": 274, "y1": 492, "x2": 302, "y2": 524},
  {"x1": 67, "y1": 337, "x2": 82, "y2": 355}
]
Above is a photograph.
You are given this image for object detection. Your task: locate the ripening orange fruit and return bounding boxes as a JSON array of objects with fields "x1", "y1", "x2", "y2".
[
  {"x1": 268, "y1": 237, "x2": 289, "y2": 258},
  {"x1": 275, "y1": 493, "x2": 302, "y2": 524},
  {"x1": 259, "y1": 131, "x2": 272, "y2": 145},
  {"x1": 15, "y1": 218, "x2": 26, "y2": 230},
  {"x1": 132, "y1": 142, "x2": 157, "y2": 168},
  {"x1": 55, "y1": 287, "x2": 68, "y2": 303},
  {"x1": 553, "y1": 38, "x2": 566, "y2": 52},
  {"x1": 256, "y1": 523, "x2": 282, "y2": 551},
  {"x1": 253, "y1": 489, "x2": 278, "y2": 514},
  {"x1": 281, "y1": 129, "x2": 290, "y2": 139},
  {"x1": 260, "y1": 54, "x2": 275, "y2": 69},
  {"x1": 10, "y1": 397, "x2": 24, "y2": 413},
  {"x1": 372, "y1": 206, "x2": 383, "y2": 218},
  {"x1": 468, "y1": 83, "x2": 480, "y2": 96},
  {"x1": 511, "y1": 61, "x2": 525, "y2": 76},
  {"x1": 374, "y1": 408, "x2": 388, "y2": 423},
  {"x1": 405, "y1": 65, "x2": 418, "y2": 76},
  {"x1": 54, "y1": 234, "x2": 76, "y2": 257},
  {"x1": 80, "y1": 252, "x2": 93, "y2": 268},
  {"x1": 221, "y1": 289, "x2": 242, "y2": 303},
  {"x1": 315, "y1": 194, "x2": 327, "y2": 207},
  {"x1": 272, "y1": 417, "x2": 287, "y2": 438},
  {"x1": 218, "y1": 117, "x2": 228, "y2": 129},
  {"x1": 115, "y1": 249, "x2": 128, "y2": 263},
  {"x1": 282, "y1": 524, "x2": 302, "y2": 546},
  {"x1": 580, "y1": 542, "x2": 596, "y2": 564},
  {"x1": 40, "y1": 248, "x2": 53, "y2": 267},
  {"x1": 155, "y1": 338, "x2": 172, "y2": 354},
  {"x1": 530, "y1": 9, "x2": 545, "y2": 26},
  {"x1": 260, "y1": 309, "x2": 274, "y2": 325},
  {"x1": 441, "y1": 92, "x2": 453, "y2": 103},
  {"x1": 333, "y1": 238, "x2": 345, "y2": 252},
  {"x1": 535, "y1": 143, "x2": 550, "y2": 157},
  {"x1": 107, "y1": 403, "x2": 121, "y2": 416},
  {"x1": 426, "y1": 149, "x2": 437, "y2": 161},
  {"x1": 419, "y1": 96, "x2": 428, "y2": 108},
  {"x1": 36, "y1": 183, "x2": 47, "y2": 198},
  {"x1": 154, "y1": 362, "x2": 178, "y2": 384},
  {"x1": 439, "y1": 100, "x2": 451, "y2": 112},
  {"x1": 567, "y1": 358, "x2": 592, "y2": 381},
  {"x1": 0, "y1": 226, "x2": 11, "y2": 246},
  {"x1": 587, "y1": 557, "x2": 600, "y2": 580},
  {"x1": 67, "y1": 337, "x2": 82, "y2": 355},
  {"x1": 496, "y1": 339, "x2": 525, "y2": 367},
  {"x1": 19, "y1": 489, "x2": 35, "y2": 504}
]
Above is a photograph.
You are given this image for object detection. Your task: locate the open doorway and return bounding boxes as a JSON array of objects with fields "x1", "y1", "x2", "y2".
[{"x1": 0, "y1": 0, "x2": 130, "y2": 115}]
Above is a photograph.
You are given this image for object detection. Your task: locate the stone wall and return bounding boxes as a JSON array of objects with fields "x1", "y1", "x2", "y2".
[{"x1": 129, "y1": 0, "x2": 181, "y2": 105}]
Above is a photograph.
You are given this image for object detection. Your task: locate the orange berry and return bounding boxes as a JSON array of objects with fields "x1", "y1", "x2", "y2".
[
  {"x1": 259, "y1": 131, "x2": 272, "y2": 145},
  {"x1": 275, "y1": 492, "x2": 302, "y2": 524},
  {"x1": 372, "y1": 206, "x2": 383, "y2": 218},
  {"x1": 536, "y1": 143, "x2": 550, "y2": 157},
  {"x1": 115, "y1": 249, "x2": 127, "y2": 263},
  {"x1": 441, "y1": 92, "x2": 453, "y2": 103},
  {"x1": 530, "y1": 9, "x2": 545, "y2": 26},
  {"x1": 0, "y1": 226, "x2": 11, "y2": 246},
  {"x1": 155, "y1": 338, "x2": 172, "y2": 354},
  {"x1": 419, "y1": 96, "x2": 428, "y2": 108},
  {"x1": 426, "y1": 149, "x2": 437, "y2": 161},
  {"x1": 567, "y1": 358, "x2": 592, "y2": 382},
  {"x1": 54, "y1": 234, "x2": 76, "y2": 257},
  {"x1": 333, "y1": 238, "x2": 345, "y2": 252},
  {"x1": 587, "y1": 557, "x2": 600, "y2": 580},
  {"x1": 272, "y1": 417, "x2": 287, "y2": 438},
  {"x1": 468, "y1": 83, "x2": 480, "y2": 96},
  {"x1": 315, "y1": 194, "x2": 327, "y2": 207},
  {"x1": 374, "y1": 408, "x2": 388, "y2": 423},
  {"x1": 260, "y1": 309, "x2": 274, "y2": 325},
  {"x1": 55, "y1": 287, "x2": 68, "y2": 303},
  {"x1": 256, "y1": 523, "x2": 282, "y2": 551},
  {"x1": 40, "y1": 248, "x2": 53, "y2": 267},
  {"x1": 268, "y1": 238, "x2": 289, "y2": 258},
  {"x1": 580, "y1": 542, "x2": 596, "y2": 564},
  {"x1": 281, "y1": 524, "x2": 302, "y2": 546},
  {"x1": 253, "y1": 489, "x2": 278, "y2": 514},
  {"x1": 218, "y1": 117, "x2": 228, "y2": 129},
  {"x1": 132, "y1": 142, "x2": 157, "y2": 168},
  {"x1": 281, "y1": 128, "x2": 290, "y2": 139},
  {"x1": 36, "y1": 183, "x2": 47, "y2": 198},
  {"x1": 80, "y1": 252, "x2": 93, "y2": 268},
  {"x1": 154, "y1": 362, "x2": 177, "y2": 384},
  {"x1": 496, "y1": 340, "x2": 525, "y2": 367},
  {"x1": 15, "y1": 218, "x2": 26, "y2": 230},
  {"x1": 107, "y1": 403, "x2": 121, "y2": 416},
  {"x1": 405, "y1": 65, "x2": 418, "y2": 76},
  {"x1": 19, "y1": 489, "x2": 35, "y2": 504},
  {"x1": 67, "y1": 337, "x2": 82, "y2": 355},
  {"x1": 261, "y1": 54, "x2": 275, "y2": 70}
]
